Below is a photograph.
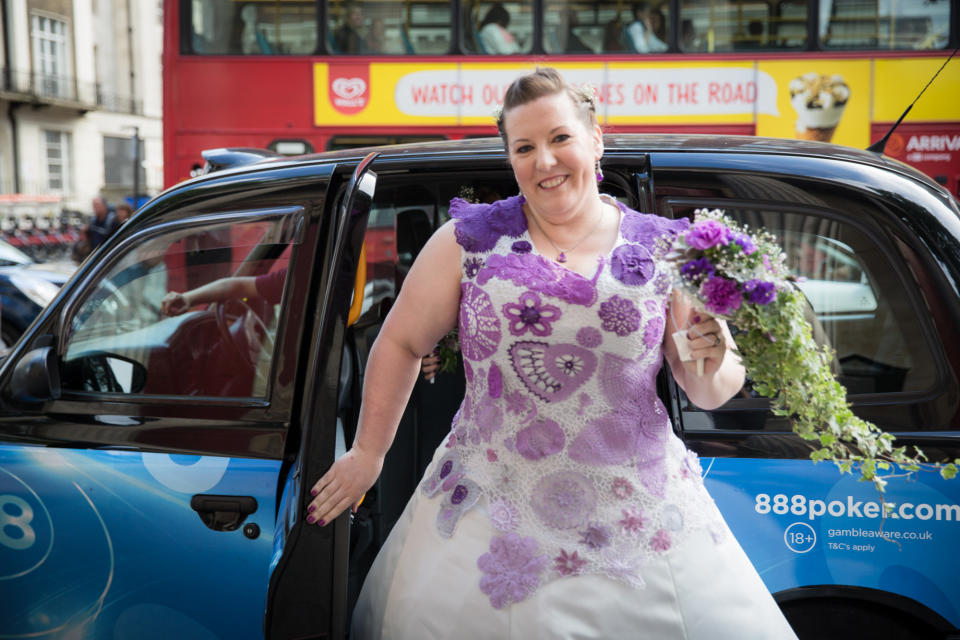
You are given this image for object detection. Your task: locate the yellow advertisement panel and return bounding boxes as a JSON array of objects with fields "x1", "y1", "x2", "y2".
[{"x1": 313, "y1": 57, "x2": 956, "y2": 147}]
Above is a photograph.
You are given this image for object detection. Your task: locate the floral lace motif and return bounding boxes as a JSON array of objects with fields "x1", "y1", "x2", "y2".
[{"x1": 428, "y1": 198, "x2": 720, "y2": 609}]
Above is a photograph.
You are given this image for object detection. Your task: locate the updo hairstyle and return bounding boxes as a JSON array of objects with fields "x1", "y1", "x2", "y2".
[{"x1": 496, "y1": 67, "x2": 598, "y2": 145}]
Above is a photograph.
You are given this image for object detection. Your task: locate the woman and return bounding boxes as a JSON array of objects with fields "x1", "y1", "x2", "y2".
[
  {"x1": 309, "y1": 67, "x2": 797, "y2": 638},
  {"x1": 478, "y1": 3, "x2": 520, "y2": 54}
]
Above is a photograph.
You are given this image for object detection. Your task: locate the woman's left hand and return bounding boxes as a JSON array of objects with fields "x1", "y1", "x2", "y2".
[{"x1": 682, "y1": 310, "x2": 730, "y2": 377}]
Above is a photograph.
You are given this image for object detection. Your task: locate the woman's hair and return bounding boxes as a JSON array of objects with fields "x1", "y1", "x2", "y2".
[
  {"x1": 496, "y1": 67, "x2": 598, "y2": 143},
  {"x1": 480, "y1": 3, "x2": 511, "y2": 29}
]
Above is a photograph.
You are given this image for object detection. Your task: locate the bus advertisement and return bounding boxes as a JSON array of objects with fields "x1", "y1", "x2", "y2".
[{"x1": 163, "y1": 2, "x2": 960, "y2": 196}]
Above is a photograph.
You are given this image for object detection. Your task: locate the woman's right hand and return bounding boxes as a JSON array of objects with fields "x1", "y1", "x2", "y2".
[
  {"x1": 306, "y1": 446, "x2": 384, "y2": 526},
  {"x1": 421, "y1": 354, "x2": 440, "y2": 381}
]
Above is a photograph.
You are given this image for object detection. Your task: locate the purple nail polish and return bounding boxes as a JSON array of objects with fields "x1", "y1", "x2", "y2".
[
  {"x1": 307, "y1": 514, "x2": 317, "y2": 523},
  {"x1": 317, "y1": 519, "x2": 326, "y2": 526},
  {"x1": 308, "y1": 504, "x2": 316, "y2": 513},
  {"x1": 693, "y1": 315, "x2": 701, "y2": 323},
  {"x1": 311, "y1": 488, "x2": 318, "y2": 496}
]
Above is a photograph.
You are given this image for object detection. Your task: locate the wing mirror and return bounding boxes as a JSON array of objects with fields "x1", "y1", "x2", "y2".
[{"x1": 7, "y1": 346, "x2": 61, "y2": 405}]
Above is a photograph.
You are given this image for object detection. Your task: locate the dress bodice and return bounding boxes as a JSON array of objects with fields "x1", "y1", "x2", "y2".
[{"x1": 421, "y1": 194, "x2": 725, "y2": 609}]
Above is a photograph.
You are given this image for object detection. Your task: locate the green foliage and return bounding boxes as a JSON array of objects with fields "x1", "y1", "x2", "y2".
[{"x1": 670, "y1": 210, "x2": 960, "y2": 494}]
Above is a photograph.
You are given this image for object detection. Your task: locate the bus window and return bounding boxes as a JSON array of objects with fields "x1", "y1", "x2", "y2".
[
  {"x1": 678, "y1": 0, "x2": 809, "y2": 52},
  {"x1": 325, "y1": 1, "x2": 452, "y2": 55},
  {"x1": 543, "y1": 2, "x2": 672, "y2": 54},
  {"x1": 326, "y1": 135, "x2": 447, "y2": 150},
  {"x1": 462, "y1": 1, "x2": 534, "y2": 54},
  {"x1": 187, "y1": 0, "x2": 317, "y2": 55},
  {"x1": 819, "y1": 0, "x2": 950, "y2": 49}
]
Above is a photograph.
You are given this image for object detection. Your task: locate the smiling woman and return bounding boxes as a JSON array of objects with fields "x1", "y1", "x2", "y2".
[{"x1": 293, "y1": 67, "x2": 799, "y2": 639}]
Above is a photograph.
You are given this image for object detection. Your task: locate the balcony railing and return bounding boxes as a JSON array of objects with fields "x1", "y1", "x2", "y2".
[{"x1": 0, "y1": 67, "x2": 143, "y2": 115}]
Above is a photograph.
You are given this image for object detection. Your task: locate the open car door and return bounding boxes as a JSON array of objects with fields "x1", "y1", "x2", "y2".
[{"x1": 264, "y1": 153, "x2": 378, "y2": 640}]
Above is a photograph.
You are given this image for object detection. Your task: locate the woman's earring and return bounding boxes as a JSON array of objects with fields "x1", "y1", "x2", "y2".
[
  {"x1": 518, "y1": 190, "x2": 526, "y2": 204},
  {"x1": 595, "y1": 160, "x2": 604, "y2": 183}
]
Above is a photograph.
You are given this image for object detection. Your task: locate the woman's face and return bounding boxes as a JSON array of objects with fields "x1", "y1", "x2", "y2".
[{"x1": 503, "y1": 92, "x2": 603, "y2": 224}]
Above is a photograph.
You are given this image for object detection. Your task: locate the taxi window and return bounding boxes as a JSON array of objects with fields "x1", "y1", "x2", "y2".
[
  {"x1": 665, "y1": 202, "x2": 942, "y2": 432},
  {"x1": 60, "y1": 213, "x2": 301, "y2": 399}
]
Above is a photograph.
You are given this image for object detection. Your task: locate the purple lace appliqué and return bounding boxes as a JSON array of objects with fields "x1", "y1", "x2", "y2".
[
  {"x1": 650, "y1": 528, "x2": 672, "y2": 552},
  {"x1": 464, "y1": 360, "x2": 473, "y2": 382},
  {"x1": 477, "y1": 533, "x2": 548, "y2": 609},
  {"x1": 610, "y1": 244, "x2": 655, "y2": 286},
  {"x1": 530, "y1": 471, "x2": 597, "y2": 530},
  {"x1": 489, "y1": 498, "x2": 520, "y2": 532},
  {"x1": 643, "y1": 316, "x2": 665, "y2": 349},
  {"x1": 509, "y1": 341, "x2": 597, "y2": 403},
  {"x1": 478, "y1": 252, "x2": 598, "y2": 307},
  {"x1": 653, "y1": 272, "x2": 671, "y2": 295},
  {"x1": 502, "y1": 291, "x2": 561, "y2": 337},
  {"x1": 579, "y1": 523, "x2": 612, "y2": 549},
  {"x1": 598, "y1": 295, "x2": 641, "y2": 336},
  {"x1": 459, "y1": 282, "x2": 501, "y2": 361},
  {"x1": 662, "y1": 504, "x2": 684, "y2": 531},
  {"x1": 576, "y1": 326, "x2": 602, "y2": 348},
  {"x1": 554, "y1": 549, "x2": 588, "y2": 576},
  {"x1": 511, "y1": 240, "x2": 532, "y2": 254},
  {"x1": 436, "y1": 478, "x2": 481, "y2": 537},
  {"x1": 463, "y1": 257, "x2": 484, "y2": 279},
  {"x1": 474, "y1": 395, "x2": 503, "y2": 444},
  {"x1": 619, "y1": 507, "x2": 646, "y2": 536},
  {"x1": 621, "y1": 211, "x2": 690, "y2": 245},
  {"x1": 488, "y1": 364, "x2": 503, "y2": 398},
  {"x1": 422, "y1": 451, "x2": 466, "y2": 497},
  {"x1": 612, "y1": 477, "x2": 634, "y2": 499},
  {"x1": 505, "y1": 389, "x2": 537, "y2": 423},
  {"x1": 568, "y1": 407, "x2": 643, "y2": 466},
  {"x1": 450, "y1": 196, "x2": 527, "y2": 253},
  {"x1": 515, "y1": 417, "x2": 565, "y2": 461}
]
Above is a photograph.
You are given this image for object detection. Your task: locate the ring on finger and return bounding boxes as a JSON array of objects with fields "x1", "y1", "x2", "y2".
[{"x1": 713, "y1": 334, "x2": 721, "y2": 347}]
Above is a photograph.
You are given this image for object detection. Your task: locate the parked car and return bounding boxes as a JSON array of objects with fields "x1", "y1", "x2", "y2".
[
  {"x1": 0, "y1": 239, "x2": 72, "y2": 348},
  {"x1": 1, "y1": 136, "x2": 958, "y2": 640}
]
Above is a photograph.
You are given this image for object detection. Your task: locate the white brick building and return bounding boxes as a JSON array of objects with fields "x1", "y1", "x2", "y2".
[{"x1": 0, "y1": 0, "x2": 162, "y2": 222}]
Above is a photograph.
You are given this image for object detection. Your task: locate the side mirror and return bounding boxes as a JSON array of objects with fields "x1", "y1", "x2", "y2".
[{"x1": 8, "y1": 347, "x2": 61, "y2": 405}]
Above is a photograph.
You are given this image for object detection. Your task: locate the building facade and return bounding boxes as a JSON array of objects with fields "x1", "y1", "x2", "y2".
[{"x1": 0, "y1": 0, "x2": 162, "y2": 224}]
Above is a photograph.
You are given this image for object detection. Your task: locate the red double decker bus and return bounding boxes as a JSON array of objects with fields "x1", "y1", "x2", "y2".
[{"x1": 163, "y1": 1, "x2": 960, "y2": 195}]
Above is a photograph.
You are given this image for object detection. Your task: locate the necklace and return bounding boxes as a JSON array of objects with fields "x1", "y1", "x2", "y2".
[{"x1": 527, "y1": 201, "x2": 606, "y2": 263}]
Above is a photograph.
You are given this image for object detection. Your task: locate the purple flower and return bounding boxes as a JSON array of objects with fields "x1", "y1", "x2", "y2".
[
  {"x1": 554, "y1": 549, "x2": 588, "y2": 576},
  {"x1": 502, "y1": 291, "x2": 561, "y2": 337},
  {"x1": 610, "y1": 244, "x2": 654, "y2": 286},
  {"x1": 611, "y1": 477, "x2": 634, "y2": 499},
  {"x1": 701, "y1": 276, "x2": 742, "y2": 315},
  {"x1": 488, "y1": 364, "x2": 503, "y2": 398},
  {"x1": 478, "y1": 533, "x2": 548, "y2": 609},
  {"x1": 619, "y1": 508, "x2": 646, "y2": 535},
  {"x1": 680, "y1": 257, "x2": 715, "y2": 281},
  {"x1": 515, "y1": 418, "x2": 566, "y2": 461},
  {"x1": 733, "y1": 232, "x2": 757, "y2": 255},
  {"x1": 579, "y1": 523, "x2": 611, "y2": 549},
  {"x1": 463, "y1": 257, "x2": 484, "y2": 279},
  {"x1": 743, "y1": 279, "x2": 777, "y2": 305},
  {"x1": 531, "y1": 471, "x2": 597, "y2": 530},
  {"x1": 598, "y1": 295, "x2": 641, "y2": 336},
  {"x1": 488, "y1": 499, "x2": 519, "y2": 532},
  {"x1": 576, "y1": 326, "x2": 602, "y2": 348},
  {"x1": 686, "y1": 220, "x2": 732, "y2": 250},
  {"x1": 505, "y1": 389, "x2": 537, "y2": 423},
  {"x1": 511, "y1": 240, "x2": 532, "y2": 254},
  {"x1": 650, "y1": 528, "x2": 672, "y2": 552}
]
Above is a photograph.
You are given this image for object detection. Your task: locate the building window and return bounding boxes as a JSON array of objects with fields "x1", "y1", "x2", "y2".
[
  {"x1": 31, "y1": 14, "x2": 71, "y2": 99},
  {"x1": 44, "y1": 130, "x2": 71, "y2": 192},
  {"x1": 103, "y1": 135, "x2": 146, "y2": 191}
]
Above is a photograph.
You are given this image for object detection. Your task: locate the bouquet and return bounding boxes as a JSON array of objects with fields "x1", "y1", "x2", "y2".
[
  {"x1": 434, "y1": 329, "x2": 461, "y2": 377},
  {"x1": 668, "y1": 209, "x2": 958, "y2": 494}
]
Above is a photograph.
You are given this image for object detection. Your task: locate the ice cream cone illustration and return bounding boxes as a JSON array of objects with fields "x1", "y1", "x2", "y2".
[{"x1": 789, "y1": 73, "x2": 850, "y2": 142}]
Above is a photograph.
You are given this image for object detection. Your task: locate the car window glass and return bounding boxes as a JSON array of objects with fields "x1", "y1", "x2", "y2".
[
  {"x1": 61, "y1": 214, "x2": 301, "y2": 399},
  {"x1": 668, "y1": 204, "x2": 939, "y2": 431}
]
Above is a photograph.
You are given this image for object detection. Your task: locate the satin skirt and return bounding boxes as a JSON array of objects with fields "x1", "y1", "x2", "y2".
[{"x1": 351, "y1": 448, "x2": 798, "y2": 640}]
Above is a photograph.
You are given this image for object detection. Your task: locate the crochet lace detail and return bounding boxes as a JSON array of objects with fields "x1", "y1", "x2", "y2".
[{"x1": 424, "y1": 197, "x2": 725, "y2": 609}]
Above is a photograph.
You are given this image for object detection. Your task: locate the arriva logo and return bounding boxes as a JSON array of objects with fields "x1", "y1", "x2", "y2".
[{"x1": 906, "y1": 135, "x2": 960, "y2": 152}]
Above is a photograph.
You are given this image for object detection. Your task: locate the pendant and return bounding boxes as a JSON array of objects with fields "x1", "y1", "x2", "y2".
[{"x1": 556, "y1": 252, "x2": 567, "y2": 263}]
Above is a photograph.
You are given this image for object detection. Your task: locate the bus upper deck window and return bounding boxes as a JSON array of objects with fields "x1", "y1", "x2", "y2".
[
  {"x1": 188, "y1": 0, "x2": 318, "y2": 55},
  {"x1": 819, "y1": 0, "x2": 950, "y2": 49},
  {"x1": 678, "y1": 0, "x2": 808, "y2": 52},
  {"x1": 461, "y1": 1, "x2": 534, "y2": 54},
  {"x1": 325, "y1": 1, "x2": 452, "y2": 55}
]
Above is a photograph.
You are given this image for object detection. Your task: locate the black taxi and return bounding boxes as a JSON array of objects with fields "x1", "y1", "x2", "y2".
[{"x1": 1, "y1": 136, "x2": 958, "y2": 640}]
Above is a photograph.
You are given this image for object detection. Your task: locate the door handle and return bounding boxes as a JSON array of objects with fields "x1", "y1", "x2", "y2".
[{"x1": 190, "y1": 494, "x2": 258, "y2": 532}]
